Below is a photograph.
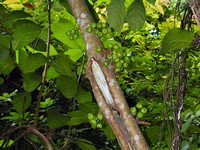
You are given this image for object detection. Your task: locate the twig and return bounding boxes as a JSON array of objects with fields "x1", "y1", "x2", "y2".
[{"x1": 33, "y1": 0, "x2": 51, "y2": 128}]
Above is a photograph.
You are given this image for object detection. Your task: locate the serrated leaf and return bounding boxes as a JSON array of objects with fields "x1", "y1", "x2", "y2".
[
  {"x1": 66, "y1": 111, "x2": 88, "y2": 126},
  {"x1": 76, "y1": 88, "x2": 92, "y2": 103},
  {"x1": 56, "y1": 75, "x2": 78, "y2": 98},
  {"x1": 12, "y1": 92, "x2": 32, "y2": 115},
  {"x1": 18, "y1": 49, "x2": 47, "y2": 74},
  {"x1": 162, "y1": 28, "x2": 195, "y2": 53},
  {"x1": 107, "y1": 0, "x2": 125, "y2": 32},
  {"x1": 47, "y1": 109, "x2": 70, "y2": 128},
  {"x1": 12, "y1": 20, "x2": 41, "y2": 50},
  {"x1": 126, "y1": 0, "x2": 146, "y2": 31},
  {"x1": 23, "y1": 73, "x2": 41, "y2": 92},
  {"x1": 52, "y1": 54, "x2": 75, "y2": 77},
  {"x1": 64, "y1": 49, "x2": 83, "y2": 62},
  {"x1": 76, "y1": 139, "x2": 96, "y2": 150},
  {"x1": 0, "y1": 57, "x2": 15, "y2": 75}
]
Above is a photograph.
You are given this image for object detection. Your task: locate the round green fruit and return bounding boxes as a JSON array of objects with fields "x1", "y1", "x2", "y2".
[
  {"x1": 107, "y1": 54, "x2": 113, "y2": 60},
  {"x1": 100, "y1": 37, "x2": 106, "y2": 41},
  {"x1": 102, "y1": 28, "x2": 108, "y2": 34},
  {"x1": 97, "y1": 22, "x2": 102, "y2": 29},
  {"x1": 86, "y1": 26, "x2": 92, "y2": 33},
  {"x1": 97, "y1": 113, "x2": 103, "y2": 120},
  {"x1": 96, "y1": 46, "x2": 102, "y2": 52},
  {"x1": 66, "y1": 30, "x2": 71, "y2": 36},
  {"x1": 73, "y1": 34, "x2": 78, "y2": 39},
  {"x1": 113, "y1": 45, "x2": 120, "y2": 50},
  {"x1": 70, "y1": 29, "x2": 76, "y2": 34},
  {"x1": 96, "y1": 123, "x2": 102, "y2": 129},
  {"x1": 114, "y1": 67, "x2": 121, "y2": 73},
  {"x1": 107, "y1": 43, "x2": 113, "y2": 49},
  {"x1": 88, "y1": 113, "x2": 95, "y2": 120},
  {"x1": 91, "y1": 22, "x2": 97, "y2": 29},
  {"x1": 136, "y1": 102, "x2": 143, "y2": 109},
  {"x1": 69, "y1": 36, "x2": 74, "y2": 40},
  {"x1": 130, "y1": 107, "x2": 137, "y2": 114},
  {"x1": 137, "y1": 112, "x2": 143, "y2": 118},
  {"x1": 123, "y1": 62, "x2": 129, "y2": 68},
  {"x1": 141, "y1": 108, "x2": 147, "y2": 114},
  {"x1": 103, "y1": 61, "x2": 109, "y2": 67},
  {"x1": 90, "y1": 119, "x2": 96, "y2": 125}
]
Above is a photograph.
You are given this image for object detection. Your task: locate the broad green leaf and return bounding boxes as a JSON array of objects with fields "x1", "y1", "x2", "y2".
[
  {"x1": 12, "y1": 20, "x2": 41, "y2": 50},
  {"x1": 76, "y1": 88, "x2": 92, "y2": 103},
  {"x1": 107, "y1": 0, "x2": 125, "y2": 32},
  {"x1": 126, "y1": 0, "x2": 146, "y2": 31},
  {"x1": 52, "y1": 19, "x2": 84, "y2": 49},
  {"x1": 4, "y1": 10, "x2": 30, "y2": 28},
  {"x1": 46, "y1": 66, "x2": 59, "y2": 80},
  {"x1": 47, "y1": 109, "x2": 70, "y2": 128},
  {"x1": 147, "y1": 0, "x2": 156, "y2": 5},
  {"x1": 180, "y1": 141, "x2": 190, "y2": 150},
  {"x1": 76, "y1": 139, "x2": 96, "y2": 150},
  {"x1": 0, "y1": 4, "x2": 7, "y2": 20},
  {"x1": 79, "y1": 102, "x2": 99, "y2": 114},
  {"x1": 59, "y1": 0, "x2": 72, "y2": 15},
  {"x1": 144, "y1": 126, "x2": 160, "y2": 144},
  {"x1": 56, "y1": 75, "x2": 78, "y2": 98},
  {"x1": 0, "y1": 34, "x2": 10, "y2": 49},
  {"x1": 18, "y1": 49, "x2": 47, "y2": 74},
  {"x1": 64, "y1": 49, "x2": 83, "y2": 62},
  {"x1": 66, "y1": 111, "x2": 88, "y2": 126},
  {"x1": 181, "y1": 117, "x2": 193, "y2": 134},
  {"x1": 0, "y1": 57, "x2": 15, "y2": 75},
  {"x1": 26, "y1": 45, "x2": 58, "y2": 56},
  {"x1": 102, "y1": 123, "x2": 116, "y2": 140},
  {"x1": 12, "y1": 92, "x2": 32, "y2": 115},
  {"x1": 52, "y1": 54, "x2": 75, "y2": 77},
  {"x1": 162, "y1": 28, "x2": 195, "y2": 53},
  {"x1": 23, "y1": 73, "x2": 41, "y2": 92},
  {"x1": 0, "y1": 48, "x2": 10, "y2": 60},
  {"x1": 27, "y1": 134, "x2": 42, "y2": 144}
]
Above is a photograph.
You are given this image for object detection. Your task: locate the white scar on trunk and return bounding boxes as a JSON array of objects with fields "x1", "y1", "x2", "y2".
[{"x1": 91, "y1": 58, "x2": 115, "y2": 106}]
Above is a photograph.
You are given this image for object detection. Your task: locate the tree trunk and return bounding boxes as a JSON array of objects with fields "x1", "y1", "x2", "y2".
[{"x1": 67, "y1": 0, "x2": 149, "y2": 150}]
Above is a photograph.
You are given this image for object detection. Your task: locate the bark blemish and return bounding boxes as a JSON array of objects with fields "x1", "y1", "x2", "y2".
[
  {"x1": 134, "y1": 135, "x2": 140, "y2": 145},
  {"x1": 80, "y1": 13, "x2": 86, "y2": 18}
]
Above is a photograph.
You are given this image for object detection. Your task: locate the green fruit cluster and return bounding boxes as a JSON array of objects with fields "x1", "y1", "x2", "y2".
[
  {"x1": 87, "y1": 22, "x2": 132, "y2": 73},
  {"x1": 107, "y1": 44, "x2": 131, "y2": 73},
  {"x1": 86, "y1": 22, "x2": 113, "y2": 41},
  {"x1": 87, "y1": 113, "x2": 104, "y2": 129},
  {"x1": 130, "y1": 102, "x2": 147, "y2": 118},
  {"x1": 66, "y1": 29, "x2": 79, "y2": 40}
]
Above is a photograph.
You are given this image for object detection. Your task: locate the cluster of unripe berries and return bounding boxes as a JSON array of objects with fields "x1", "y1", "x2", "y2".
[
  {"x1": 86, "y1": 22, "x2": 113, "y2": 41},
  {"x1": 87, "y1": 22, "x2": 132, "y2": 73},
  {"x1": 66, "y1": 29, "x2": 79, "y2": 40},
  {"x1": 130, "y1": 102, "x2": 147, "y2": 118},
  {"x1": 87, "y1": 113, "x2": 104, "y2": 129}
]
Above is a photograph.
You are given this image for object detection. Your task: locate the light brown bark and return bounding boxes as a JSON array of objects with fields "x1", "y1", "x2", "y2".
[{"x1": 67, "y1": 0, "x2": 149, "y2": 149}]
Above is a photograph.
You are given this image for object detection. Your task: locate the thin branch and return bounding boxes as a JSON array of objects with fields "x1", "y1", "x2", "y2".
[
  {"x1": 33, "y1": 0, "x2": 51, "y2": 128},
  {"x1": 28, "y1": 127, "x2": 53, "y2": 150}
]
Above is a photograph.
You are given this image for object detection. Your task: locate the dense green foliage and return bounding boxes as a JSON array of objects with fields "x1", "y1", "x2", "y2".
[{"x1": 0, "y1": 0, "x2": 199, "y2": 149}]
